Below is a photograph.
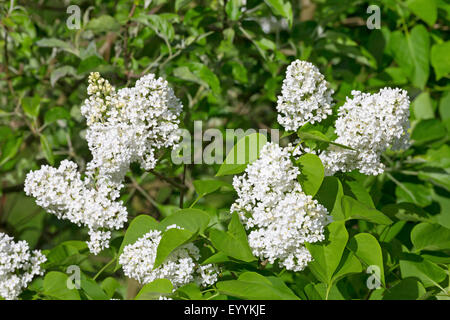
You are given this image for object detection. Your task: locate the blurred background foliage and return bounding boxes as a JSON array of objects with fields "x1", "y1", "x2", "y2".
[{"x1": 0, "y1": 0, "x2": 449, "y2": 299}]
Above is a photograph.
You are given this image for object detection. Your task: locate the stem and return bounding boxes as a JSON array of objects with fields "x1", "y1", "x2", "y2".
[
  {"x1": 206, "y1": 292, "x2": 220, "y2": 300},
  {"x1": 189, "y1": 195, "x2": 202, "y2": 208},
  {"x1": 398, "y1": 170, "x2": 419, "y2": 176},
  {"x1": 93, "y1": 256, "x2": 117, "y2": 281},
  {"x1": 201, "y1": 288, "x2": 216, "y2": 294},
  {"x1": 325, "y1": 284, "x2": 331, "y2": 300},
  {"x1": 277, "y1": 268, "x2": 286, "y2": 277}
]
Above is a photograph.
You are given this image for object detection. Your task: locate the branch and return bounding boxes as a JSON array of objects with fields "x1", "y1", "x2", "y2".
[
  {"x1": 150, "y1": 169, "x2": 188, "y2": 190},
  {"x1": 124, "y1": 3, "x2": 137, "y2": 80},
  {"x1": 1, "y1": 184, "x2": 24, "y2": 194}
]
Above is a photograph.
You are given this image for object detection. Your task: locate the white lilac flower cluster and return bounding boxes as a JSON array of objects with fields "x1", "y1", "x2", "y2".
[
  {"x1": 0, "y1": 233, "x2": 46, "y2": 300},
  {"x1": 276, "y1": 60, "x2": 334, "y2": 131},
  {"x1": 25, "y1": 73, "x2": 182, "y2": 254},
  {"x1": 82, "y1": 72, "x2": 183, "y2": 181},
  {"x1": 24, "y1": 160, "x2": 127, "y2": 254},
  {"x1": 119, "y1": 228, "x2": 219, "y2": 289},
  {"x1": 319, "y1": 88, "x2": 410, "y2": 175},
  {"x1": 231, "y1": 142, "x2": 332, "y2": 272}
]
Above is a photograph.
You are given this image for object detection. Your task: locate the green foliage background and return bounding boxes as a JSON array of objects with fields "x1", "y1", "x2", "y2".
[{"x1": 0, "y1": 0, "x2": 449, "y2": 300}]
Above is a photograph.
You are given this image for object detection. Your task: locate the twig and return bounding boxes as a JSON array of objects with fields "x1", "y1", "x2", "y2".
[
  {"x1": 124, "y1": 3, "x2": 137, "y2": 80},
  {"x1": 149, "y1": 169, "x2": 187, "y2": 190},
  {"x1": 2, "y1": 28, "x2": 15, "y2": 95},
  {"x1": 1, "y1": 184, "x2": 24, "y2": 194},
  {"x1": 93, "y1": 256, "x2": 117, "y2": 280},
  {"x1": 130, "y1": 177, "x2": 158, "y2": 207}
]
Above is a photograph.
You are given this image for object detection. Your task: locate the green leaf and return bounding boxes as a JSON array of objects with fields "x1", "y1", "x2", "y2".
[
  {"x1": 135, "y1": 279, "x2": 173, "y2": 300},
  {"x1": 22, "y1": 95, "x2": 40, "y2": 118},
  {"x1": 158, "y1": 208, "x2": 210, "y2": 234},
  {"x1": 80, "y1": 274, "x2": 109, "y2": 300},
  {"x1": 421, "y1": 252, "x2": 450, "y2": 264},
  {"x1": 418, "y1": 171, "x2": 450, "y2": 192},
  {"x1": 0, "y1": 126, "x2": 13, "y2": 143},
  {"x1": 411, "y1": 222, "x2": 450, "y2": 251},
  {"x1": 431, "y1": 41, "x2": 450, "y2": 80},
  {"x1": 40, "y1": 135, "x2": 54, "y2": 165},
  {"x1": 313, "y1": 283, "x2": 348, "y2": 300},
  {"x1": 155, "y1": 203, "x2": 181, "y2": 219},
  {"x1": 407, "y1": 0, "x2": 437, "y2": 26},
  {"x1": 315, "y1": 176, "x2": 345, "y2": 220},
  {"x1": 77, "y1": 56, "x2": 106, "y2": 74},
  {"x1": 342, "y1": 196, "x2": 393, "y2": 225},
  {"x1": 439, "y1": 92, "x2": 450, "y2": 120},
  {"x1": 298, "y1": 130, "x2": 354, "y2": 150},
  {"x1": 411, "y1": 119, "x2": 447, "y2": 144},
  {"x1": 50, "y1": 66, "x2": 77, "y2": 87},
  {"x1": 226, "y1": 0, "x2": 242, "y2": 21},
  {"x1": 208, "y1": 229, "x2": 249, "y2": 261},
  {"x1": 133, "y1": 14, "x2": 175, "y2": 41},
  {"x1": 86, "y1": 15, "x2": 121, "y2": 32},
  {"x1": 399, "y1": 253, "x2": 447, "y2": 288},
  {"x1": 382, "y1": 203, "x2": 432, "y2": 223},
  {"x1": 173, "y1": 66, "x2": 203, "y2": 85},
  {"x1": 264, "y1": 0, "x2": 293, "y2": 27},
  {"x1": 186, "y1": 62, "x2": 221, "y2": 94},
  {"x1": 175, "y1": 0, "x2": 191, "y2": 12},
  {"x1": 306, "y1": 221, "x2": 349, "y2": 284},
  {"x1": 0, "y1": 135, "x2": 23, "y2": 167},
  {"x1": 58, "y1": 240, "x2": 88, "y2": 252},
  {"x1": 177, "y1": 283, "x2": 203, "y2": 300},
  {"x1": 44, "y1": 107, "x2": 71, "y2": 124},
  {"x1": 382, "y1": 278, "x2": 426, "y2": 300},
  {"x1": 331, "y1": 250, "x2": 362, "y2": 284},
  {"x1": 36, "y1": 38, "x2": 79, "y2": 56},
  {"x1": 216, "y1": 272, "x2": 300, "y2": 300},
  {"x1": 209, "y1": 212, "x2": 255, "y2": 262},
  {"x1": 423, "y1": 143, "x2": 450, "y2": 168},
  {"x1": 228, "y1": 211, "x2": 250, "y2": 244},
  {"x1": 405, "y1": 25, "x2": 430, "y2": 89},
  {"x1": 101, "y1": 277, "x2": 120, "y2": 299},
  {"x1": 174, "y1": 63, "x2": 221, "y2": 94},
  {"x1": 216, "y1": 132, "x2": 267, "y2": 176},
  {"x1": 303, "y1": 283, "x2": 323, "y2": 300},
  {"x1": 228, "y1": 61, "x2": 248, "y2": 84},
  {"x1": 295, "y1": 153, "x2": 324, "y2": 197},
  {"x1": 255, "y1": 38, "x2": 276, "y2": 51},
  {"x1": 431, "y1": 186, "x2": 450, "y2": 229},
  {"x1": 395, "y1": 182, "x2": 433, "y2": 207},
  {"x1": 348, "y1": 233, "x2": 385, "y2": 285},
  {"x1": 201, "y1": 251, "x2": 230, "y2": 265},
  {"x1": 341, "y1": 178, "x2": 375, "y2": 208},
  {"x1": 43, "y1": 271, "x2": 80, "y2": 300},
  {"x1": 153, "y1": 228, "x2": 194, "y2": 269},
  {"x1": 412, "y1": 92, "x2": 434, "y2": 120},
  {"x1": 44, "y1": 242, "x2": 82, "y2": 266},
  {"x1": 193, "y1": 180, "x2": 233, "y2": 197},
  {"x1": 389, "y1": 25, "x2": 430, "y2": 89}
]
